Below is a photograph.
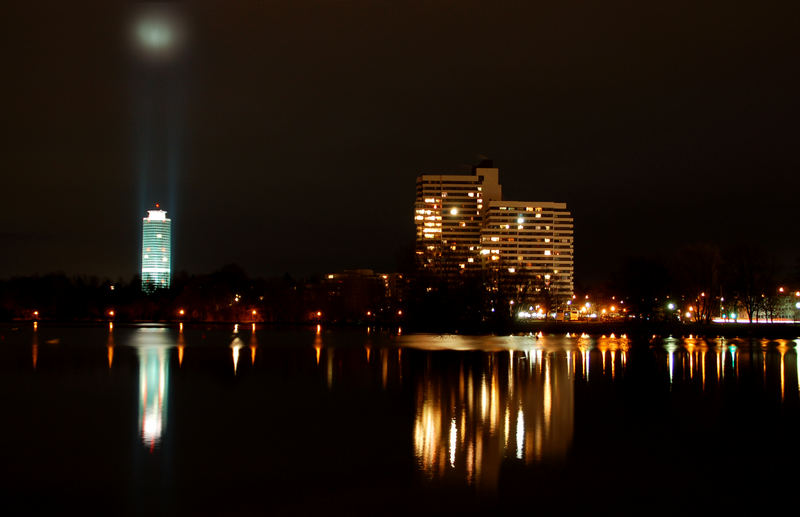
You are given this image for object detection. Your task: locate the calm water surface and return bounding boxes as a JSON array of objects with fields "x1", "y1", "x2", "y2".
[{"x1": 1, "y1": 324, "x2": 799, "y2": 514}]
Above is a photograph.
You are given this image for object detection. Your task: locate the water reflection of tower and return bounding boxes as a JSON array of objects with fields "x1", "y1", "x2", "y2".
[
  {"x1": 133, "y1": 329, "x2": 172, "y2": 450},
  {"x1": 413, "y1": 349, "x2": 574, "y2": 492}
]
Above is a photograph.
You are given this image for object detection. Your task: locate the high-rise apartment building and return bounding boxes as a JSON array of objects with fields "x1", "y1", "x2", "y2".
[
  {"x1": 414, "y1": 165, "x2": 574, "y2": 307},
  {"x1": 414, "y1": 167, "x2": 502, "y2": 274},
  {"x1": 480, "y1": 201, "x2": 574, "y2": 298},
  {"x1": 141, "y1": 207, "x2": 172, "y2": 292}
]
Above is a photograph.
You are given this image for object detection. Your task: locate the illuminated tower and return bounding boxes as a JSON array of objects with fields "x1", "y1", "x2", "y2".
[{"x1": 141, "y1": 206, "x2": 172, "y2": 292}]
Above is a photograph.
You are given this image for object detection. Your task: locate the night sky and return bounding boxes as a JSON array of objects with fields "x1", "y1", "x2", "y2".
[{"x1": 1, "y1": 1, "x2": 797, "y2": 284}]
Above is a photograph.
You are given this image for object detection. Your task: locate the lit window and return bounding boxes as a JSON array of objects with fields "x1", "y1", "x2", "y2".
[
  {"x1": 468, "y1": 192, "x2": 475, "y2": 197},
  {"x1": 156, "y1": 234, "x2": 162, "y2": 238},
  {"x1": 544, "y1": 238, "x2": 550, "y2": 243},
  {"x1": 162, "y1": 257, "x2": 168, "y2": 262},
  {"x1": 468, "y1": 258, "x2": 474, "y2": 263},
  {"x1": 517, "y1": 217, "x2": 524, "y2": 224},
  {"x1": 490, "y1": 237, "x2": 499, "y2": 242},
  {"x1": 544, "y1": 250, "x2": 551, "y2": 256},
  {"x1": 144, "y1": 254, "x2": 149, "y2": 259}
]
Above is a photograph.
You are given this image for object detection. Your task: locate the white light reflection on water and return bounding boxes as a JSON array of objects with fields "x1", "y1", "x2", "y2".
[
  {"x1": 231, "y1": 337, "x2": 243, "y2": 375},
  {"x1": 664, "y1": 338, "x2": 678, "y2": 384}
]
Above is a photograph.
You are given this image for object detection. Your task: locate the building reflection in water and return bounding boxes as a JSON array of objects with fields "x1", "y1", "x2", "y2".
[
  {"x1": 132, "y1": 328, "x2": 173, "y2": 451},
  {"x1": 407, "y1": 335, "x2": 585, "y2": 493}
]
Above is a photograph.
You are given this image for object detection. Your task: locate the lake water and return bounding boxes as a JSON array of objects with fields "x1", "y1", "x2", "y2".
[{"x1": 1, "y1": 324, "x2": 798, "y2": 515}]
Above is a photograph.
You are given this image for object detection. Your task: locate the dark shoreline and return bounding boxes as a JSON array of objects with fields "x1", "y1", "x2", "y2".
[{"x1": 5, "y1": 319, "x2": 800, "y2": 339}]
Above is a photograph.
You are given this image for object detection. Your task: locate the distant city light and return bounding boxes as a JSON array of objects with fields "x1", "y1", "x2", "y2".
[{"x1": 667, "y1": 303, "x2": 675, "y2": 310}]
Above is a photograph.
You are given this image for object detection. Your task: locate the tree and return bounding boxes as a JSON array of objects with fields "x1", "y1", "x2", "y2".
[{"x1": 725, "y1": 245, "x2": 777, "y2": 323}]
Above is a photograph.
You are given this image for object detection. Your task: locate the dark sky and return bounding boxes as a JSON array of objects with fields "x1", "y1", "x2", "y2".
[{"x1": 1, "y1": 1, "x2": 798, "y2": 284}]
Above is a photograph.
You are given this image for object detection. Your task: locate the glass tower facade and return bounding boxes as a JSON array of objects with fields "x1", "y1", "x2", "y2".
[{"x1": 141, "y1": 208, "x2": 172, "y2": 293}]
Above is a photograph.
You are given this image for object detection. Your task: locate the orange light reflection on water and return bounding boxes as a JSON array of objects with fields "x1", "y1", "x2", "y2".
[{"x1": 413, "y1": 346, "x2": 574, "y2": 492}]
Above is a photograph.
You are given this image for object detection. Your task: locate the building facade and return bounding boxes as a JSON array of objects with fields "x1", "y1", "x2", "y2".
[
  {"x1": 414, "y1": 167, "x2": 502, "y2": 274},
  {"x1": 414, "y1": 166, "x2": 574, "y2": 310},
  {"x1": 141, "y1": 208, "x2": 172, "y2": 293},
  {"x1": 481, "y1": 201, "x2": 574, "y2": 302}
]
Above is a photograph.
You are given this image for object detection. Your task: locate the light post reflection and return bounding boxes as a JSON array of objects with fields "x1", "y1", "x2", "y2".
[
  {"x1": 32, "y1": 329, "x2": 38, "y2": 370},
  {"x1": 249, "y1": 331, "x2": 258, "y2": 365},
  {"x1": 107, "y1": 328, "x2": 115, "y2": 369}
]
